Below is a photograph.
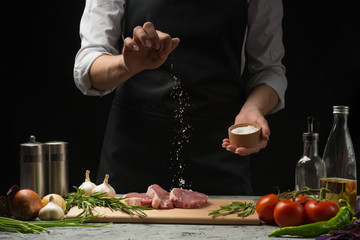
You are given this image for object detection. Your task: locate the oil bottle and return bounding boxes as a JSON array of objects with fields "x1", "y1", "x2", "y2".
[
  {"x1": 295, "y1": 117, "x2": 325, "y2": 190},
  {"x1": 320, "y1": 106, "x2": 357, "y2": 207}
]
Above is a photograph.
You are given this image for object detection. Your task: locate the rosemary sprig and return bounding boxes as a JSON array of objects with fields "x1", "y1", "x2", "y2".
[
  {"x1": 63, "y1": 187, "x2": 151, "y2": 218},
  {"x1": 208, "y1": 201, "x2": 255, "y2": 218}
]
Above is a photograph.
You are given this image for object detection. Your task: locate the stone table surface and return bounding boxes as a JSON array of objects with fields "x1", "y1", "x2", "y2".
[{"x1": 0, "y1": 195, "x2": 313, "y2": 240}]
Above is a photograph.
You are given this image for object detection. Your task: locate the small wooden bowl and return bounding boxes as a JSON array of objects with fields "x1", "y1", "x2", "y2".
[{"x1": 228, "y1": 123, "x2": 262, "y2": 148}]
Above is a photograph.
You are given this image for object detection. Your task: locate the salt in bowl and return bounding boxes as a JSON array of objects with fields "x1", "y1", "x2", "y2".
[{"x1": 228, "y1": 123, "x2": 262, "y2": 148}]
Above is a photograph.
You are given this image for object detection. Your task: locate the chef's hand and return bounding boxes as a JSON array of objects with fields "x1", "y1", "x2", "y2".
[
  {"x1": 222, "y1": 84, "x2": 278, "y2": 156},
  {"x1": 222, "y1": 108, "x2": 270, "y2": 156},
  {"x1": 123, "y1": 22, "x2": 180, "y2": 74},
  {"x1": 89, "y1": 22, "x2": 179, "y2": 93}
]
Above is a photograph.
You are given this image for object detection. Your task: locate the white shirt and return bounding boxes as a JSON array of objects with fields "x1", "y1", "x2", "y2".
[{"x1": 74, "y1": 0, "x2": 287, "y2": 113}]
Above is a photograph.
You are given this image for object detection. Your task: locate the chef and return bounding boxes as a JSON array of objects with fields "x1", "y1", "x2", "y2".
[{"x1": 74, "y1": 0, "x2": 287, "y2": 195}]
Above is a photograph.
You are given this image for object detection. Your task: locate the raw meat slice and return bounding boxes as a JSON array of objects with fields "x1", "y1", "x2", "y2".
[
  {"x1": 146, "y1": 184, "x2": 174, "y2": 209},
  {"x1": 169, "y1": 188, "x2": 208, "y2": 208},
  {"x1": 122, "y1": 192, "x2": 152, "y2": 206}
]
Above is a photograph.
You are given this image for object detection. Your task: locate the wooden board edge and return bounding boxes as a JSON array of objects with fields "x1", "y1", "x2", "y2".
[{"x1": 66, "y1": 199, "x2": 261, "y2": 225}]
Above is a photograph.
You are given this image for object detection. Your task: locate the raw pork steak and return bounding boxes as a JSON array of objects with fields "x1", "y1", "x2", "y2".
[
  {"x1": 146, "y1": 184, "x2": 174, "y2": 209},
  {"x1": 169, "y1": 188, "x2": 208, "y2": 208},
  {"x1": 123, "y1": 192, "x2": 152, "y2": 206}
]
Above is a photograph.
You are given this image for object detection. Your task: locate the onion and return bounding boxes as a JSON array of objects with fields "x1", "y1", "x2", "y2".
[
  {"x1": 7, "y1": 185, "x2": 43, "y2": 220},
  {"x1": 38, "y1": 195, "x2": 64, "y2": 220},
  {"x1": 0, "y1": 195, "x2": 11, "y2": 217}
]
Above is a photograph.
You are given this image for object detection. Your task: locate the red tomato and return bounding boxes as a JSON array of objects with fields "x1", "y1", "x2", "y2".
[
  {"x1": 256, "y1": 194, "x2": 279, "y2": 224},
  {"x1": 273, "y1": 200, "x2": 306, "y2": 227},
  {"x1": 293, "y1": 195, "x2": 311, "y2": 223},
  {"x1": 304, "y1": 200, "x2": 339, "y2": 223},
  {"x1": 294, "y1": 195, "x2": 311, "y2": 207}
]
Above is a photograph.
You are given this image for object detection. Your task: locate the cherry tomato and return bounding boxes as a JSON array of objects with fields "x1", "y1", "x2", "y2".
[
  {"x1": 273, "y1": 200, "x2": 306, "y2": 227},
  {"x1": 304, "y1": 200, "x2": 339, "y2": 223},
  {"x1": 294, "y1": 195, "x2": 311, "y2": 207},
  {"x1": 293, "y1": 195, "x2": 311, "y2": 223},
  {"x1": 256, "y1": 194, "x2": 279, "y2": 224}
]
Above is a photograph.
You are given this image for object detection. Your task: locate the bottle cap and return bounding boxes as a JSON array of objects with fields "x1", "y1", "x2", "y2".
[
  {"x1": 302, "y1": 117, "x2": 319, "y2": 142},
  {"x1": 333, "y1": 105, "x2": 349, "y2": 114}
]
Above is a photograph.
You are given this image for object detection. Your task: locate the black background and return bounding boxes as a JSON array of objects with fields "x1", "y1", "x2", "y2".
[{"x1": 2, "y1": 1, "x2": 359, "y2": 196}]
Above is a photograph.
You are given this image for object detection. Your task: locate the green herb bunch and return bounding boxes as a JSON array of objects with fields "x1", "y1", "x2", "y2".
[
  {"x1": 63, "y1": 187, "x2": 151, "y2": 218},
  {"x1": 208, "y1": 201, "x2": 255, "y2": 218}
]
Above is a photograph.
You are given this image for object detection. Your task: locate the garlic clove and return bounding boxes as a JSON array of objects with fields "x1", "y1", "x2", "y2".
[
  {"x1": 79, "y1": 170, "x2": 96, "y2": 195},
  {"x1": 92, "y1": 174, "x2": 116, "y2": 197},
  {"x1": 38, "y1": 195, "x2": 65, "y2": 221},
  {"x1": 41, "y1": 193, "x2": 66, "y2": 212}
]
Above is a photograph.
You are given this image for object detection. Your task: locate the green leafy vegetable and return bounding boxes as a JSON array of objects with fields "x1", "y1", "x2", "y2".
[
  {"x1": 63, "y1": 187, "x2": 151, "y2": 218},
  {"x1": 31, "y1": 215, "x2": 111, "y2": 228},
  {"x1": 0, "y1": 215, "x2": 111, "y2": 236},
  {"x1": 0, "y1": 216, "x2": 49, "y2": 235},
  {"x1": 209, "y1": 201, "x2": 255, "y2": 218}
]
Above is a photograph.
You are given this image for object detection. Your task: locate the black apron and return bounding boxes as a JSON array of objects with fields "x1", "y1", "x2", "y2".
[{"x1": 97, "y1": 0, "x2": 252, "y2": 195}]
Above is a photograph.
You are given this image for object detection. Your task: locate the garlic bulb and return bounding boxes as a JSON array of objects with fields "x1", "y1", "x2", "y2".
[
  {"x1": 38, "y1": 195, "x2": 64, "y2": 220},
  {"x1": 92, "y1": 174, "x2": 116, "y2": 197},
  {"x1": 79, "y1": 170, "x2": 96, "y2": 195}
]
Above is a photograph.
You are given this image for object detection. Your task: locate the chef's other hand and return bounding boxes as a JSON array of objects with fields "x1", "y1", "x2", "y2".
[
  {"x1": 123, "y1": 22, "x2": 180, "y2": 74},
  {"x1": 222, "y1": 108, "x2": 270, "y2": 156}
]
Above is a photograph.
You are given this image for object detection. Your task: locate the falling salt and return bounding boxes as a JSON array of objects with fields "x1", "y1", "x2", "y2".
[
  {"x1": 169, "y1": 64, "x2": 192, "y2": 189},
  {"x1": 179, "y1": 178, "x2": 185, "y2": 186}
]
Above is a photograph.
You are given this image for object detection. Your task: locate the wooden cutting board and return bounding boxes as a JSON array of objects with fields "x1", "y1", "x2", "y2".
[{"x1": 66, "y1": 199, "x2": 260, "y2": 225}]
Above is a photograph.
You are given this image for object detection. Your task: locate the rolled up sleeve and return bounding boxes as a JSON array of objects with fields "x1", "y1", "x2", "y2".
[
  {"x1": 245, "y1": 0, "x2": 287, "y2": 113},
  {"x1": 73, "y1": 0, "x2": 125, "y2": 96}
]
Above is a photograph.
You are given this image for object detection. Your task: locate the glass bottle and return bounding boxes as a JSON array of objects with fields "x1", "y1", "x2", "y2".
[
  {"x1": 320, "y1": 106, "x2": 357, "y2": 207},
  {"x1": 295, "y1": 117, "x2": 325, "y2": 191}
]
